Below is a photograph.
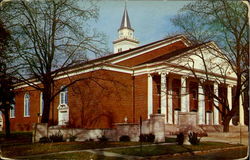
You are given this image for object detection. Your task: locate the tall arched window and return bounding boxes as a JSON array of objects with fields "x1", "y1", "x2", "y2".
[
  {"x1": 40, "y1": 92, "x2": 44, "y2": 116},
  {"x1": 24, "y1": 93, "x2": 30, "y2": 117},
  {"x1": 60, "y1": 86, "x2": 68, "y2": 105},
  {"x1": 58, "y1": 86, "x2": 69, "y2": 125},
  {"x1": 10, "y1": 98, "x2": 15, "y2": 118}
]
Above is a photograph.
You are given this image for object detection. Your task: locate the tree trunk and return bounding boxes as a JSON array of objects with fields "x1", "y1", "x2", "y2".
[
  {"x1": 223, "y1": 117, "x2": 230, "y2": 132},
  {"x1": 3, "y1": 109, "x2": 10, "y2": 138},
  {"x1": 41, "y1": 80, "x2": 52, "y2": 123}
]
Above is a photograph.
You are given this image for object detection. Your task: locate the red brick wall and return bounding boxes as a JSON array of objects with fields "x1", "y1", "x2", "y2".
[
  {"x1": 9, "y1": 69, "x2": 135, "y2": 131},
  {"x1": 9, "y1": 87, "x2": 41, "y2": 131},
  {"x1": 134, "y1": 74, "x2": 148, "y2": 123},
  {"x1": 153, "y1": 75, "x2": 160, "y2": 114}
]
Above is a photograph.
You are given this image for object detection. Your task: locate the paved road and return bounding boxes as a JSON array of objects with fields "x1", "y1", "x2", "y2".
[{"x1": 166, "y1": 147, "x2": 247, "y2": 160}]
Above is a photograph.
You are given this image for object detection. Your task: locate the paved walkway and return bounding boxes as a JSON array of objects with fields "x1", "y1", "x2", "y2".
[{"x1": 0, "y1": 138, "x2": 248, "y2": 160}]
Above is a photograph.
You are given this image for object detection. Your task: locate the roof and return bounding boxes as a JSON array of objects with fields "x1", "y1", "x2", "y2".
[
  {"x1": 138, "y1": 42, "x2": 209, "y2": 66},
  {"x1": 119, "y1": 7, "x2": 133, "y2": 31},
  {"x1": 61, "y1": 34, "x2": 190, "y2": 72}
]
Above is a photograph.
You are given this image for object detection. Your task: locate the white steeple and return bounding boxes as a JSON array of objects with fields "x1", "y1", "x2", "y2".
[{"x1": 113, "y1": 3, "x2": 139, "y2": 53}]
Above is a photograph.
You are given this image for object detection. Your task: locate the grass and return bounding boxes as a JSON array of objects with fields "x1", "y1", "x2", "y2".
[
  {"x1": 107, "y1": 142, "x2": 242, "y2": 157},
  {"x1": 165, "y1": 137, "x2": 177, "y2": 143},
  {"x1": 28, "y1": 152, "x2": 126, "y2": 160},
  {"x1": 0, "y1": 131, "x2": 32, "y2": 146},
  {"x1": 1, "y1": 141, "x2": 148, "y2": 158}
]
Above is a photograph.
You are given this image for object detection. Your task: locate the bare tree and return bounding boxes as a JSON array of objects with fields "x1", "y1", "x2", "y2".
[
  {"x1": 0, "y1": 0, "x2": 108, "y2": 123},
  {"x1": 0, "y1": 20, "x2": 15, "y2": 137},
  {"x1": 171, "y1": 0, "x2": 249, "y2": 132}
]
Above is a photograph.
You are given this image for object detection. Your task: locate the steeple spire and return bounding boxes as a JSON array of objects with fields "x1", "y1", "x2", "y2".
[
  {"x1": 113, "y1": 1, "x2": 139, "y2": 53},
  {"x1": 119, "y1": 5, "x2": 133, "y2": 31}
]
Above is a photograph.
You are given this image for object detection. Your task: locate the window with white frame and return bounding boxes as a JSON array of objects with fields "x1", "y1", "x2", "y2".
[
  {"x1": 60, "y1": 86, "x2": 68, "y2": 105},
  {"x1": 40, "y1": 92, "x2": 44, "y2": 116},
  {"x1": 24, "y1": 93, "x2": 30, "y2": 117},
  {"x1": 10, "y1": 98, "x2": 15, "y2": 118}
]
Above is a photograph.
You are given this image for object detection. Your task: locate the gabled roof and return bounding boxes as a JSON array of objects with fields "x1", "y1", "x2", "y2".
[
  {"x1": 138, "y1": 42, "x2": 208, "y2": 66},
  {"x1": 119, "y1": 7, "x2": 133, "y2": 31},
  {"x1": 62, "y1": 34, "x2": 191, "y2": 72}
]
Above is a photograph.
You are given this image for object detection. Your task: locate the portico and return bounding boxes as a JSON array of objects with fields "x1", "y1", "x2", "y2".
[{"x1": 147, "y1": 71, "x2": 239, "y2": 126}]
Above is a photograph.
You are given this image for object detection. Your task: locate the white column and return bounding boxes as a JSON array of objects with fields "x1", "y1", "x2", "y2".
[
  {"x1": 148, "y1": 74, "x2": 153, "y2": 118},
  {"x1": 198, "y1": 84, "x2": 205, "y2": 124},
  {"x1": 239, "y1": 94, "x2": 244, "y2": 125},
  {"x1": 168, "y1": 78, "x2": 173, "y2": 124},
  {"x1": 181, "y1": 76, "x2": 187, "y2": 112},
  {"x1": 206, "y1": 112, "x2": 212, "y2": 125},
  {"x1": 174, "y1": 110, "x2": 179, "y2": 124},
  {"x1": 227, "y1": 85, "x2": 233, "y2": 125},
  {"x1": 214, "y1": 83, "x2": 219, "y2": 125},
  {"x1": 161, "y1": 73, "x2": 167, "y2": 123}
]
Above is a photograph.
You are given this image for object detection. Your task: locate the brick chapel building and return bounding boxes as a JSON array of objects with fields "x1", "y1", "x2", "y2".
[{"x1": 2, "y1": 6, "x2": 245, "y2": 131}]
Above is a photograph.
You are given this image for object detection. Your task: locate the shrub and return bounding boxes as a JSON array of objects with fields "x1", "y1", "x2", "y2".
[
  {"x1": 188, "y1": 132, "x2": 200, "y2": 145},
  {"x1": 98, "y1": 135, "x2": 108, "y2": 142},
  {"x1": 39, "y1": 136, "x2": 51, "y2": 143},
  {"x1": 139, "y1": 133, "x2": 155, "y2": 142},
  {"x1": 176, "y1": 132, "x2": 184, "y2": 145},
  {"x1": 119, "y1": 135, "x2": 130, "y2": 142},
  {"x1": 147, "y1": 133, "x2": 155, "y2": 142},
  {"x1": 49, "y1": 132, "x2": 64, "y2": 142},
  {"x1": 69, "y1": 135, "x2": 77, "y2": 142}
]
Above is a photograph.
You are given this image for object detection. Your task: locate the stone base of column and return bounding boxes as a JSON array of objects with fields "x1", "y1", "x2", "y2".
[
  {"x1": 149, "y1": 114, "x2": 165, "y2": 143},
  {"x1": 179, "y1": 112, "x2": 197, "y2": 126},
  {"x1": 178, "y1": 112, "x2": 207, "y2": 137}
]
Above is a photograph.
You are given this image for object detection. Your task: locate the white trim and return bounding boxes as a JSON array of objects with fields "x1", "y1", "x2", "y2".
[
  {"x1": 213, "y1": 83, "x2": 219, "y2": 125},
  {"x1": 10, "y1": 105, "x2": 15, "y2": 119},
  {"x1": 40, "y1": 92, "x2": 44, "y2": 116},
  {"x1": 15, "y1": 65, "x2": 133, "y2": 89},
  {"x1": 133, "y1": 63, "x2": 238, "y2": 85},
  {"x1": 147, "y1": 74, "x2": 153, "y2": 118},
  {"x1": 239, "y1": 94, "x2": 244, "y2": 125},
  {"x1": 59, "y1": 86, "x2": 68, "y2": 105},
  {"x1": 167, "y1": 78, "x2": 173, "y2": 124},
  {"x1": 198, "y1": 84, "x2": 205, "y2": 124},
  {"x1": 227, "y1": 85, "x2": 233, "y2": 125},
  {"x1": 161, "y1": 73, "x2": 167, "y2": 123},
  {"x1": 24, "y1": 93, "x2": 30, "y2": 117},
  {"x1": 181, "y1": 76, "x2": 187, "y2": 112}
]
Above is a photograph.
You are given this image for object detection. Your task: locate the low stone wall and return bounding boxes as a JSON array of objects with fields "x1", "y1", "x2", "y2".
[{"x1": 33, "y1": 114, "x2": 166, "y2": 143}]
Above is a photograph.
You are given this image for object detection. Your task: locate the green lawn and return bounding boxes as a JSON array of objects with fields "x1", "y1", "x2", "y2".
[
  {"x1": 28, "y1": 152, "x2": 126, "y2": 160},
  {"x1": 1, "y1": 141, "x2": 147, "y2": 158},
  {"x1": 0, "y1": 131, "x2": 32, "y2": 146},
  {"x1": 107, "y1": 142, "x2": 242, "y2": 157}
]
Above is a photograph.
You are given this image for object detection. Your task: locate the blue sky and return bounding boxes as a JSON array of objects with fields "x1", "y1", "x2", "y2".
[{"x1": 91, "y1": 0, "x2": 189, "y2": 51}]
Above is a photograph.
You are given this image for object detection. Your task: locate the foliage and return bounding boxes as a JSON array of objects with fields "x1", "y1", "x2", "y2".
[
  {"x1": 188, "y1": 132, "x2": 200, "y2": 145},
  {"x1": 165, "y1": 137, "x2": 176, "y2": 143},
  {"x1": 0, "y1": 0, "x2": 108, "y2": 123},
  {"x1": 98, "y1": 135, "x2": 108, "y2": 142},
  {"x1": 49, "y1": 132, "x2": 64, "y2": 142},
  {"x1": 171, "y1": 0, "x2": 249, "y2": 132},
  {"x1": 119, "y1": 135, "x2": 130, "y2": 142},
  {"x1": 69, "y1": 135, "x2": 77, "y2": 142},
  {"x1": 176, "y1": 132, "x2": 184, "y2": 145},
  {"x1": 0, "y1": 20, "x2": 15, "y2": 138},
  {"x1": 39, "y1": 136, "x2": 51, "y2": 143},
  {"x1": 139, "y1": 133, "x2": 155, "y2": 142}
]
